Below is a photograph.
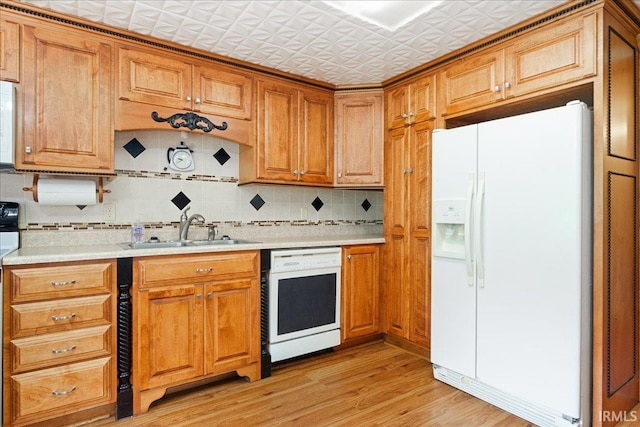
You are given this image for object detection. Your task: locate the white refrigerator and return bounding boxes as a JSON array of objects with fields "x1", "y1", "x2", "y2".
[{"x1": 430, "y1": 101, "x2": 592, "y2": 427}]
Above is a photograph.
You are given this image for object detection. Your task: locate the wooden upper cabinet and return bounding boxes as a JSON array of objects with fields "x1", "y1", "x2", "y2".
[
  {"x1": 440, "y1": 11, "x2": 597, "y2": 116},
  {"x1": 253, "y1": 77, "x2": 333, "y2": 185},
  {"x1": 193, "y1": 65, "x2": 253, "y2": 120},
  {"x1": 118, "y1": 46, "x2": 191, "y2": 111},
  {"x1": 117, "y1": 46, "x2": 253, "y2": 121},
  {"x1": 256, "y1": 78, "x2": 298, "y2": 181},
  {"x1": 387, "y1": 75, "x2": 436, "y2": 129},
  {"x1": 334, "y1": 91, "x2": 384, "y2": 187},
  {"x1": 298, "y1": 88, "x2": 334, "y2": 185},
  {"x1": 19, "y1": 23, "x2": 113, "y2": 173},
  {"x1": 0, "y1": 17, "x2": 20, "y2": 82}
]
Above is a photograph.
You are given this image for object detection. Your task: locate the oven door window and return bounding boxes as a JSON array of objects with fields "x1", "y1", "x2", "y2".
[
  {"x1": 269, "y1": 268, "x2": 340, "y2": 343},
  {"x1": 278, "y1": 273, "x2": 336, "y2": 335}
]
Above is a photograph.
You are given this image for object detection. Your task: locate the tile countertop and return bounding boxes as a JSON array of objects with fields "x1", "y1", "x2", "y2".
[{"x1": 0, "y1": 234, "x2": 385, "y2": 266}]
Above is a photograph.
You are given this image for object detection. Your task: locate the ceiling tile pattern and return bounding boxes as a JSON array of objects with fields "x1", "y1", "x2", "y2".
[{"x1": 17, "y1": 0, "x2": 640, "y2": 86}]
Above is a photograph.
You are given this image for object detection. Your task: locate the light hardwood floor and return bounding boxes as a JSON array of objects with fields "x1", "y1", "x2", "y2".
[{"x1": 86, "y1": 341, "x2": 534, "y2": 426}]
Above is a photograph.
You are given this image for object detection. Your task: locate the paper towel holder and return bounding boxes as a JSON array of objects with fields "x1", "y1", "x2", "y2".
[{"x1": 22, "y1": 174, "x2": 112, "y2": 203}]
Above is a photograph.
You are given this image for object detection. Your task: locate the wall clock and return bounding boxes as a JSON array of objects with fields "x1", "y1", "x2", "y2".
[{"x1": 167, "y1": 144, "x2": 194, "y2": 171}]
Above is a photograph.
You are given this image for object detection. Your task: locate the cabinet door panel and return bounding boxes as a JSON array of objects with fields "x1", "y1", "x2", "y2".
[
  {"x1": 342, "y1": 246, "x2": 380, "y2": 340},
  {"x1": 387, "y1": 85, "x2": 409, "y2": 130},
  {"x1": 137, "y1": 285, "x2": 203, "y2": 390},
  {"x1": 410, "y1": 75, "x2": 436, "y2": 123},
  {"x1": 409, "y1": 121, "x2": 432, "y2": 233},
  {"x1": 257, "y1": 80, "x2": 298, "y2": 180},
  {"x1": 383, "y1": 234, "x2": 408, "y2": 337},
  {"x1": 508, "y1": 13, "x2": 596, "y2": 98},
  {"x1": 335, "y1": 93, "x2": 383, "y2": 186},
  {"x1": 440, "y1": 48, "x2": 505, "y2": 116},
  {"x1": 205, "y1": 279, "x2": 258, "y2": 374},
  {"x1": 194, "y1": 66, "x2": 252, "y2": 119},
  {"x1": 21, "y1": 24, "x2": 113, "y2": 172},
  {"x1": 299, "y1": 90, "x2": 333, "y2": 184},
  {"x1": 0, "y1": 18, "x2": 20, "y2": 82},
  {"x1": 409, "y1": 235, "x2": 430, "y2": 349},
  {"x1": 118, "y1": 46, "x2": 191, "y2": 110},
  {"x1": 385, "y1": 128, "x2": 409, "y2": 234}
]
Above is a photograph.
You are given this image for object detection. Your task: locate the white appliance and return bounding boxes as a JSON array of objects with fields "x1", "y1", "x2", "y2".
[
  {"x1": 431, "y1": 101, "x2": 592, "y2": 427},
  {"x1": 0, "y1": 81, "x2": 15, "y2": 170},
  {"x1": 269, "y1": 247, "x2": 341, "y2": 362}
]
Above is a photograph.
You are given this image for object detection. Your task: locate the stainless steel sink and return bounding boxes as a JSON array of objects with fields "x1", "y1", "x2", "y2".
[
  {"x1": 120, "y1": 239, "x2": 257, "y2": 250},
  {"x1": 189, "y1": 239, "x2": 251, "y2": 246}
]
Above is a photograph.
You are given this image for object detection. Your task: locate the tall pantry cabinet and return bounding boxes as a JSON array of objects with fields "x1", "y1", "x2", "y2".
[{"x1": 383, "y1": 74, "x2": 436, "y2": 353}]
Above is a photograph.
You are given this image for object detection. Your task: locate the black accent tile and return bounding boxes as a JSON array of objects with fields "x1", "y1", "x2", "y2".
[
  {"x1": 76, "y1": 205, "x2": 87, "y2": 210},
  {"x1": 123, "y1": 138, "x2": 145, "y2": 158},
  {"x1": 250, "y1": 194, "x2": 265, "y2": 211},
  {"x1": 213, "y1": 148, "x2": 231, "y2": 165},
  {"x1": 171, "y1": 191, "x2": 191, "y2": 211},
  {"x1": 311, "y1": 196, "x2": 324, "y2": 211},
  {"x1": 361, "y1": 198, "x2": 371, "y2": 212}
]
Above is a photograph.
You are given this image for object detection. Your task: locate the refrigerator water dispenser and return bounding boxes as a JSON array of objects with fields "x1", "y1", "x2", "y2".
[{"x1": 432, "y1": 200, "x2": 466, "y2": 259}]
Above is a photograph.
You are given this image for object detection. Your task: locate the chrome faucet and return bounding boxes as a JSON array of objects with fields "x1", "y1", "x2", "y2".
[{"x1": 179, "y1": 207, "x2": 205, "y2": 241}]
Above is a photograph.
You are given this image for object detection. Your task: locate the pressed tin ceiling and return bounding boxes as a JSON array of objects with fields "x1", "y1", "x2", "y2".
[{"x1": 15, "y1": 0, "x2": 640, "y2": 86}]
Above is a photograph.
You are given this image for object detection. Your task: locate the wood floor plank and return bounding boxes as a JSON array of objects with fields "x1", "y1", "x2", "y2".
[{"x1": 83, "y1": 341, "x2": 533, "y2": 427}]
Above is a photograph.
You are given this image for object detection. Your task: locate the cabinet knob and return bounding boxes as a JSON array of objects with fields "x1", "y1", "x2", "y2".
[
  {"x1": 293, "y1": 169, "x2": 299, "y2": 175},
  {"x1": 207, "y1": 292, "x2": 213, "y2": 299},
  {"x1": 195, "y1": 98, "x2": 201, "y2": 104},
  {"x1": 407, "y1": 167, "x2": 414, "y2": 173},
  {"x1": 408, "y1": 111, "x2": 414, "y2": 117},
  {"x1": 401, "y1": 113, "x2": 408, "y2": 119},
  {"x1": 347, "y1": 254, "x2": 352, "y2": 260},
  {"x1": 504, "y1": 82, "x2": 511, "y2": 89},
  {"x1": 300, "y1": 170, "x2": 306, "y2": 175},
  {"x1": 493, "y1": 85, "x2": 501, "y2": 92},
  {"x1": 25, "y1": 146, "x2": 32, "y2": 154},
  {"x1": 338, "y1": 172, "x2": 342, "y2": 178},
  {"x1": 196, "y1": 267, "x2": 212, "y2": 273},
  {"x1": 196, "y1": 293, "x2": 203, "y2": 299},
  {"x1": 186, "y1": 96, "x2": 192, "y2": 102}
]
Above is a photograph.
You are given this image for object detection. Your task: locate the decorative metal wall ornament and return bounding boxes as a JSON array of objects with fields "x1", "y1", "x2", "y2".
[{"x1": 151, "y1": 111, "x2": 228, "y2": 133}]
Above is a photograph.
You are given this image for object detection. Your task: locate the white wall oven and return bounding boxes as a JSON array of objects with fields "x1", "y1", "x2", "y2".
[{"x1": 268, "y1": 247, "x2": 341, "y2": 362}]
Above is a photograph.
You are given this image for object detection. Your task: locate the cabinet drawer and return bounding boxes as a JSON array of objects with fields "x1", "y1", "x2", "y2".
[
  {"x1": 137, "y1": 251, "x2": 259, "y2": 287},
  {"x1": 10, "y1": 357, "x2": 112, "y2": 425},
  {"x1": 11, "y1": 325, "x2": 112, "y2": 373},
  {"x1": 11, "y1": 294, "x2": 111, "y2": 338},
  {"x1": 10, "y1": 261, "x2": 114, "y2": 303}
]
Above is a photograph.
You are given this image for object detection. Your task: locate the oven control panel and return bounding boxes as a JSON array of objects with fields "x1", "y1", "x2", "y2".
[{"x1": 270, "y1": 247, "x2": 341, "y2": 273}]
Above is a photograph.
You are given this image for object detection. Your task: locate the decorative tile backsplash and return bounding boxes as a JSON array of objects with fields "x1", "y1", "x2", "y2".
[{"x1": 0, "y1": 130, "x2": 383, "y2": 232}]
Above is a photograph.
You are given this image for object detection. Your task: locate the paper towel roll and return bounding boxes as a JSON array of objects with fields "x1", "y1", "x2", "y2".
[{"x1": 37, "y1": 178, "x2": 97, "y2": 205}]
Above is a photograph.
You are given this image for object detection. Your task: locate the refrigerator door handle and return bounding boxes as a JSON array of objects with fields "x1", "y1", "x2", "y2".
[
  {"x1": 465, "y1": 172, "x2": 475, "y2": 285},
  {"x1": 476, "y1": 172, "x2": 486, "y2": 287}
]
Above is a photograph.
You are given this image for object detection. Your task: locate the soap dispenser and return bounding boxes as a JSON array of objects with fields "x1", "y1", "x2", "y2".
[{"x1": 131, "y1": 218, "x2": 144, "y2": 244}]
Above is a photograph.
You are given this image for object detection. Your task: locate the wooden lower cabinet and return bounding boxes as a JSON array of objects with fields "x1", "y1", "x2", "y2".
[
  {"x1": 3, "y1": 260, "x2": 116, "y2": 427},
  {"x1": 341, "y1": 245, "x2": 381, "y2": 342},
  {"x1": 133, "y1": 251, "x2": 260, "y2": 414}
]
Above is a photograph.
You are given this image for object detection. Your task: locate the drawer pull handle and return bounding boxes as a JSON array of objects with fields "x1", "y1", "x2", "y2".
[
  {"x1": 52, "y1": 385, "x2": 76, "y2": 396},
  {"x1": 196, "y1": 268, "x2": 212, "y2": 273},
  {"x1": 51, "y1": 280, "x2": 76, "y2": 287},
  {"x1": 51, "y1": 313, "x2": 76, "y2": 321},
  {"x1": 52, "y1": 345, "x2": 77, "y2": 354}
]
